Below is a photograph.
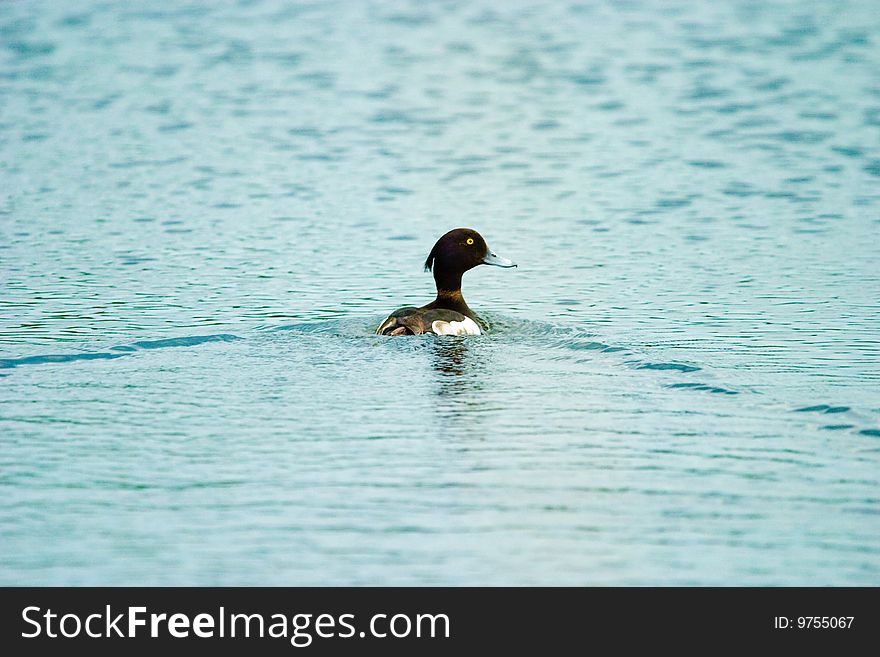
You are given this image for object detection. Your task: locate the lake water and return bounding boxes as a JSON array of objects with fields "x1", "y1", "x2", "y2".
[{"x1": 1, "y1": 0, "x2": 879, "y2": 585}]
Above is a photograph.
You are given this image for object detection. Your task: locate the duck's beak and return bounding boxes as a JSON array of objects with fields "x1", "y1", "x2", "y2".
[{"x1": 482, "y1": 251, "x2": 517, "y2": 268}]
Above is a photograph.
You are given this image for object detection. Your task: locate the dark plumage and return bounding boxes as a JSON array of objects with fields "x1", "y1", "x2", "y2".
[{"x1": 376, "y1": 228, "x2": 516, "y2": 336}]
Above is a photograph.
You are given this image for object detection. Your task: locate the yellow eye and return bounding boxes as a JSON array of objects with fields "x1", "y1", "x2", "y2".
[{"x1": 466, "y1": 238, "x2": 474, "y2": 245}]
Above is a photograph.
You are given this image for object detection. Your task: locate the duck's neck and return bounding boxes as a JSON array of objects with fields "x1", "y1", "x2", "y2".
[{"x1": 430, "y1": 270, "x2": 474, "y2": 318}]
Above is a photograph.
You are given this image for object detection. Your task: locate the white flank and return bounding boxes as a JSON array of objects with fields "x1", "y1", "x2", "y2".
[{"x1": 431, "y1": 318, "x2": 482, "y2": 336}]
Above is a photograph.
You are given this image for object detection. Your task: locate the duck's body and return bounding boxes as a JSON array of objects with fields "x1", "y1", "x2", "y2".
[
  {"x1": 376, "y1": 306, "x2": 483, "y2": 336},
  {"x1": 376, "y1": 228, "x2": 516, "y2": 336}
]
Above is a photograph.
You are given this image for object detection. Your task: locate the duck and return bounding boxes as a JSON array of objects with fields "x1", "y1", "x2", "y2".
[{"x1": 376, "y1": 228, "x2": 516, "y2": 336}]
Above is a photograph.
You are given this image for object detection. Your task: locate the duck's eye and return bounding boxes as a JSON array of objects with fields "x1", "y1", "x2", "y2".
[{"x1": 466, "y1": 238, "x2": 474, "y2": 245}]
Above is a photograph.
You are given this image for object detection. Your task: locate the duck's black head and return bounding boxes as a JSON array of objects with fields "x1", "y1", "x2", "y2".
[
  {"x1": 421, "y1": 228, "x2": 516, "y2": 317},
  {"x1": 424, "y1": 228, "x2": 516, "y2": 281}
]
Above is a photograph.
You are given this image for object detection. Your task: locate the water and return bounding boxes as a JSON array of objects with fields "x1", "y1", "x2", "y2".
[{"x1": 1, "y1": 0, "x2": 879, "y2": 585}]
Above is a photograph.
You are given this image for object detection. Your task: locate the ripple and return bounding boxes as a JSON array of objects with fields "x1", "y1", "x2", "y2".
[
  {"x1": 688, "y1": 160, "x2": 726, "y2": 168},
  {"x1": 0, "y1": 334, "x2": 242, "y2": 370},
  {"x1": 666, "y1": 382, "x2": 738, "y2": 394},
  {"x1": 0, "y1": 351, "x2": 125, "y2": 369},
  {"x1": 109, "y1": 156, "x2": 187, "y2": 169},
  {"x1": 637, "y1": 362, "x2": 702, "y2": 373},
  {"x1": 6, "y1": 41, "x2": 56, "y2": 57},
  {"x1": 795, "y1": 404, "x2": 851, "y2": 414}
]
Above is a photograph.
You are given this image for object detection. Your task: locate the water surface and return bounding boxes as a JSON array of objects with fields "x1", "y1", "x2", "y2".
[{"x1": 1, "y1": 0, "x2": 879, "y2": 585}]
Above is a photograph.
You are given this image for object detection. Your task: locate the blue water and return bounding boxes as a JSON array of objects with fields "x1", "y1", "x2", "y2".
[{"x1": 1, "y1": 0, "x2": 879, "y2": 585}]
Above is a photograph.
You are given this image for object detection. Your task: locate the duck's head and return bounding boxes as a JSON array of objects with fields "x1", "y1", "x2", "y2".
[{"x1": 423, "y1": 228, "x2": 516, "y2": 279}]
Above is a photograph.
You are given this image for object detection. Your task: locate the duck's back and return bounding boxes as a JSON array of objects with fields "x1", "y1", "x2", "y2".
[{"x1": 376, "y1": 307, "x2": 481, "y2": 336}]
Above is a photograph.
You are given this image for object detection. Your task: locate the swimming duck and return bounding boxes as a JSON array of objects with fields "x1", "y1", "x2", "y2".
[{"x1": 376, "y1": 228, "x2": 516, "y2": 336}]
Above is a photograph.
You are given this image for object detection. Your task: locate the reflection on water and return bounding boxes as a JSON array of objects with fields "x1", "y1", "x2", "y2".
[
  {"x1": 429, "y1": 337, "x2": 492, "y2": 429},
  {"x1": 1, "y1": 0, "x2": 879, "y2": 585},
  {"x1": 432, "y1": 338, "x2": 473, "y2": 380}
]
